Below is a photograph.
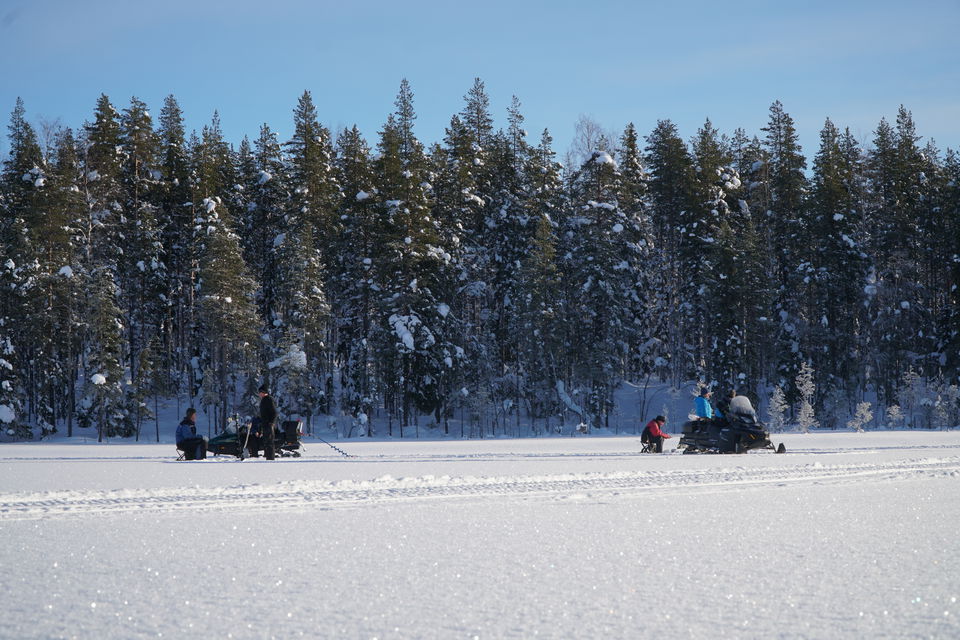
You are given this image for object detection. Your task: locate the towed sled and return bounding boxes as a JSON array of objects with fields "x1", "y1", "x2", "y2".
[{"x1": 678, "y1": 415, "x2": 785, "y2": 454}]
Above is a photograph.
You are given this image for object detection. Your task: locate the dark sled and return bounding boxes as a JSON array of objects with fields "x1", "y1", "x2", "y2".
[
  {"x1": 678, "y1": 415, "x2": 785, "y2": 454},
  {"x1": 244, "y1": 418, "x2": 304, "y2": 458},
  {"x1": 275, "y1": 420, "x2": 304, "y2": 458},
  {"x1": 206, "y1": 425, "x2": 248, "y2": 459}
]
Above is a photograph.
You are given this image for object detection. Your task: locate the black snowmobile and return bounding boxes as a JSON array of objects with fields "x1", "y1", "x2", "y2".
[
  {"x1": 678, "y1": 414, "x2": 786, "y2": 454},
  {"x1": 205, "y1": 417, "x2": 304, "y2": 459}
]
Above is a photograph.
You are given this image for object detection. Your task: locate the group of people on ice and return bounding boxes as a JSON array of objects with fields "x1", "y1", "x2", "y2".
[
  {"x1": 641, "y1": 387, "x2": 761, "y2": 453},
  {"x1": 175, "y1": 384, "x2": 279, "y2": 461},
  {"x1": 176, "y1": 380, "x2": 764, "y2": 459}
]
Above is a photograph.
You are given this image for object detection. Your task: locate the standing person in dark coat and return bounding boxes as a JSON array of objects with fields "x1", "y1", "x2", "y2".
[
  {"x1": 258, "y1": 385, "x2": 277, "y2": 460},
  {"x1": 175, "y1": 408, "x2": 206, "y2": 460}
]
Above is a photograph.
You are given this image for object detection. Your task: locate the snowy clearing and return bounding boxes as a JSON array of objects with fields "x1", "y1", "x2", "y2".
[{"x1": 1, "y1": 431, "x2": 959, "y2": 639}]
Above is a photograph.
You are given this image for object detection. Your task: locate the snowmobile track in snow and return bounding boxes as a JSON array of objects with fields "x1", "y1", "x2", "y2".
[{"x1": 2, "y1": 457, "x2": 958, "y2": 521}]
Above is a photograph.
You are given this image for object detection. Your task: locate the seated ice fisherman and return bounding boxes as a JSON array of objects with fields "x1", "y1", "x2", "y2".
[
  {"x1": 694, "y1": 388, "x2": 714, "y2": 420},
  {"x1": 641, "y1": 415, "x2": 672, "y2": 453},
  {"x1": 176, "y1": 408, "x2": 207, "y2": 460}
]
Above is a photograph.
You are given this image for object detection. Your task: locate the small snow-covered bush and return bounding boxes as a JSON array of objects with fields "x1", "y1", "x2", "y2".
[
  {"x1": 847, "y1": 402, "x2": 873, "y2": 432},
  {"x1": 767, "y1": 386, "x2": 788, "y2": 433}
]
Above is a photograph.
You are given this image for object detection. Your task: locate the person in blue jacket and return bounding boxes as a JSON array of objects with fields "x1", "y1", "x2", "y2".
[
  {"x1": 176, "y1": 408, "x2": 207, "y2": 460},
  {"x1": 694, "y1": 388, "x2": 715, "y2": 420}
]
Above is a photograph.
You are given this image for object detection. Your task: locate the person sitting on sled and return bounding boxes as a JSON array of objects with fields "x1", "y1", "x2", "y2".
[
  {"x1": 642, "y1": 415, "x2": 672, "y2": 453},
  {"x1": 176, "y1": 408, "x2": 207, "y2": 460},
  {"x1": 694, "y1": 388, "x2": 714, "y2": 420}
]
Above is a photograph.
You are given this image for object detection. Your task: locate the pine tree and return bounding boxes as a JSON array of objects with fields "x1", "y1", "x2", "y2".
[
  {"x1": 863, "y1": 108, "x2": 933, "y2": 402},
  {"x1": 1, "y1": 98, "x2": 44, "y2": 433},
  {"x1": 286, "y1": 90, "x2": 340, "y2": 252},
  {"x1": 805, "y1": 118, "x2": 868, "y2": 398},
  {"x1": 119, "y1": 97, "x2": 166, "y2": 383},
  {"x1": 940, "y1": 149, "x2": 960, "y2": 384},
  {"x1": 484, "y1": 98, "x2": 534, "y2": 398},
  {"x1": 0, "y1": 331, "x2": 24, "y2": 438},
  {"x1": 334, "y1": 125, "x2": 381, "y2": 426},
  {"x1": 83, "y1": 94, "x2": 125, "y2": 268},
  {"x1": 196, "y1": 197, "x2": 260, "y2": 434},
  {"x1": 564, "y1": 146, "x2": 642, "y2": 428},
  {"x1": 245, "y1": 124, "x2": 290, "y2": 326},
  {"x1": 155, "y1": 95, "x2": 194, "y2": 395},
  {"x1": 271, "y1": 221, "x2": 329, "y2": 422},
  {"x1": 754, "y1": 103, "x2": 807, "y2": 396},
  {"x1": 373, "y1": 83, "x2": 461, "y2": 433},
  {"x1": 79, "y1": 268, "x2": 127, "y2": 440},
  {"x1": 512, "y1": 129, "x2": 566, "y2": 427},
  {"x1": 2, "y1": 98, "x2": 44, "y2": 262},
  {"x1": 25, "y1": 127, "x2": 84, "y2": 435},
  {"x1": 644, "y1": 119, "x2": 698, "y2": 384}
]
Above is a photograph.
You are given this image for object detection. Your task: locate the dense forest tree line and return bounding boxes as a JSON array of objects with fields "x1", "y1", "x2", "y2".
[{"x1": 2, "y1": 79, "x2": 958, "y2": 439}]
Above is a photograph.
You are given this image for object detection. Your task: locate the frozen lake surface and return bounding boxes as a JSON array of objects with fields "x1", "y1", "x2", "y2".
[{"x1": 1, "y1": 431, "x2": 959, "y2": 639}]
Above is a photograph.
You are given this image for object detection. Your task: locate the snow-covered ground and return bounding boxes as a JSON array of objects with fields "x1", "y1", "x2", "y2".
[{"x1": 2, "y1": 431, "x2": 959, "y2": 639}]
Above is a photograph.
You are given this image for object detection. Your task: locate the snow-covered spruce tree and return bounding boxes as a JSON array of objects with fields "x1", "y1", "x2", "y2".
[
  {"x1": 194, "y1": 112, "x2": 236, "y2": 202},
  {"x1": 2, "y1": 98, "x2": 43, "y2": 433},
  {"x1": 0, "y1": 331, "x2": 25, "y2": 438},
  {"x1": 940, "y1": 149, "x2": 960, "y2": 385},
  {"x1": 155, "y1": 95, "x2": 195, "y2": 394},
  {"x1": 243, "y1": 124, "x2": 291, "y2": 330},
  {"x1": 271, "y1": 219, "x2": 329, "y2": 423},
  {"x1": 862, "y1": 109, "x2": 934, "y2": 404},
  {"x1": 334, "y1": 125, "x2": 381, "y2": 429},
  {"x1": 79, "y1": 268, "x2": 127, "y2": 440},
  {"x1": 512, "y1": 128, "x2": 566, "y2": 427},
  {"x1": 187, "y1": 114, "x2": 238, "y2": 401},
  {"x1": 433, "y1": 79, "x2": 498, "y2": 422},
  {"x1": 760, "y1": 101, "x2": 808, "y2": 398},
  {"x1": 2, "y1": 98, "x2": 44, "y2": 263},
  {"x1": 24, "y1": 127, "x2": 85, "y2": 436},
  {"x1": 767, "y1": 384, "x2": 788, "y2": 433},
  {"x1": 433, "y1": 113, "x2": 492, "y2": 426},
  {"x1": 564, "y1": 146, "x2": 640, "y2": 429},
  {"x1": 804, "y1": 119, "x2": 868, "y2": 401},
  {"x1": 616, "y1": 123, "x2": 662, "y2": 387},
  {"x1": 373, "y1": 83, "x2": 462, "y2": 434},
  {"x1": 514, "y1": 209, "x2": 564, "y2": 429},
  {"x1": 196, "y1": 198, "x2": 260, "y2": 434},
  {"x1": 482, "y1": 99, "x2": 538, "y2": 430},
  {"x1": 795, "y1": 361, "x2": 818, "y2": 433},
  {"x1": 689, "y1": 119, "x2": 765, "y2": 392},
  {"x1": 287, "y1": 90, "x2": 341, "y2": 247},
  {"x1": 644, "y1": 119, "x2": 698, "y2": 385},
  {"x1": 285, "y1": 91, "x2": 341, "y2": 409},
  {"x1": 118, "y1": 97, "x2": 167, "y2": 387},
  {"x1": 82, "y1": 94, "x2": 126, "y2": 269},
  {"x1": 0, "y1": 239, "x2": 27, "y2": 438}
]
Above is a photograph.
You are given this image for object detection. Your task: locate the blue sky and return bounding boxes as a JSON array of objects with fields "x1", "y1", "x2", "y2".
[{"x1": 2, "y1": 0, "x2": 958, "y2": 164}]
